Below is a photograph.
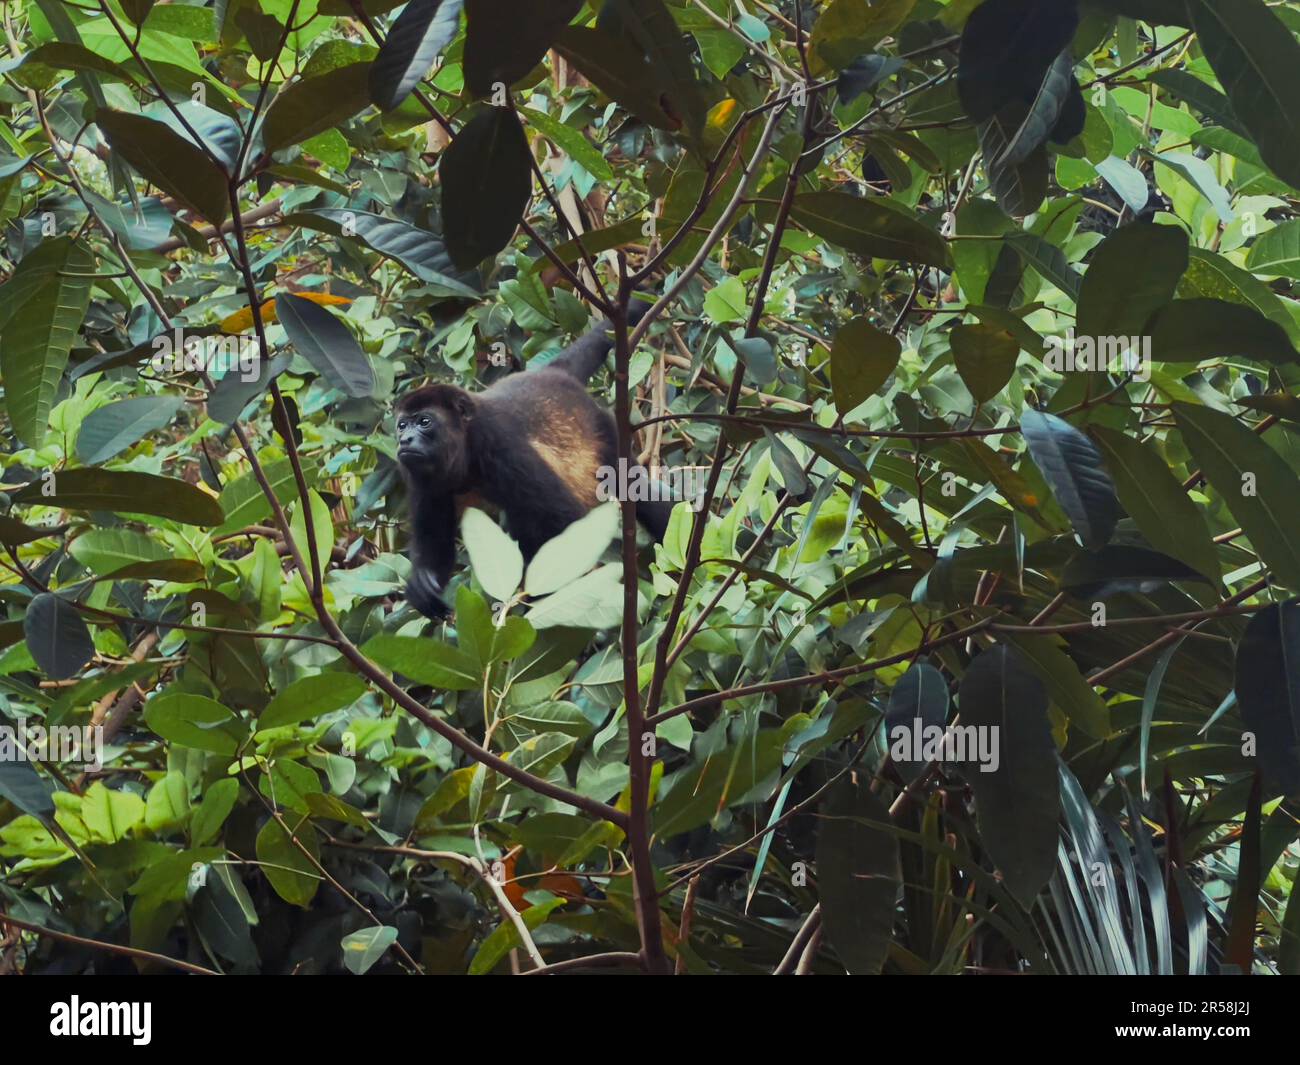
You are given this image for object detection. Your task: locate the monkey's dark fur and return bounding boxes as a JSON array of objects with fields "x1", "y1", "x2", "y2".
[{"x1": 395, "y1": 304, "x2": 672, "y2": 620}]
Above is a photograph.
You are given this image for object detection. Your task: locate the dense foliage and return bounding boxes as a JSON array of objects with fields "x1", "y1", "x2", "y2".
[{"x1": 1, "y1": 0, "x2": 1299, "y2": 976}]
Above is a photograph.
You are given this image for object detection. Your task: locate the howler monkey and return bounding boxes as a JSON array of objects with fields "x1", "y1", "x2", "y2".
[{"x1": 394, "y1": 302, "x2": 673, "y2": 620}]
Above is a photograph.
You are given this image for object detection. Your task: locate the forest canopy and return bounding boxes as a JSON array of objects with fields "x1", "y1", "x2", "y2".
[{"x1": 0, "y1": 0, "x2": 1299, "y2": 977}]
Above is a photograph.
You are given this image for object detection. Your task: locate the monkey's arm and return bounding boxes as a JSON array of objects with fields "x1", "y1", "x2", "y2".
[
  {"x1": 405, "y1": 491, "x2": 457, "y2": 620},
  {"x1": 548, "y1": 298, "x2": 652, "y2": 383}
]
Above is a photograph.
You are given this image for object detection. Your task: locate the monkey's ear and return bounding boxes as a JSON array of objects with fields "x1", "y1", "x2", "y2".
[{"x1": 453, "y1": 393, "x2": 475, "y2": 421}]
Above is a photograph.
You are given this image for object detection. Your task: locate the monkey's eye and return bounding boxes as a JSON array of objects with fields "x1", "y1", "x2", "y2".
[
  {"x1": 419, "y1": 416, "x2": 430, "y2": 427},
  {"x1": 397, "y1": 420, "x2": 406, "y2": 431}
]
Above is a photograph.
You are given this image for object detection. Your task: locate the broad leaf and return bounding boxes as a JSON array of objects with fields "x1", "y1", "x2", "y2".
[
  {"x1": 959, "y1": 645, "x2": 1058, "y2": 906},
  {"x1": 1021, "y1": 409, "x2": 1120, "y2": 550}
]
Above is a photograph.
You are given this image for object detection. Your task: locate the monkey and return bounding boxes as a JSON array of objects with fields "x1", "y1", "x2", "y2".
[{"x1": 393, "y1": 301, "x2": 674, "y2": 620}]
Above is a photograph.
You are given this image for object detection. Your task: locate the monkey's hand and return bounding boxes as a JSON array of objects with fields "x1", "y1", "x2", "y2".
[{"x1": 405, "y1": 567, "x2": 452, "y2": 621}]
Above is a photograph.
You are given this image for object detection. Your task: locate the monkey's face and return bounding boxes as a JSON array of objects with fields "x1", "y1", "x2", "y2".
[{"x1": 395, "y1": 403, "x2": 469, "y2": 493}]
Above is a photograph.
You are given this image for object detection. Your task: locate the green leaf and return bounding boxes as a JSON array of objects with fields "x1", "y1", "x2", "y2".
[
  {"x1": 957, "y1": 0, "x2": 1079, "y2": 122},
  {"x1": 1234, "y1": 602, "x2": 1300, "y2": 795},
  {"x1": 143, "y1": 692, "x2": 245, "y2": 755},
  {"x1": 369, "y1": 0, "x2": 463, "y2": 109},
  {"x1": 69, "y1": 528, "x2": 168, "y2": 576},
  {"x1": 503, "y1": 732, "x2": 576, "y2": 780},
  {"x1": 461, "y1": 507, "x2": 524, "y2": 601},
  {"x1": 468, "y1": 898, "x2": 563, "y2": 974},
  {"x1": 519, "y1": 106, "x2": 613, "y2": 181},
  {"x1": 959, "y1": 645, "x2": 1058, "y2": 906},
  {"x1": 263, "y1": 63, "x2": 373, "y2": 152},
  {"x1": 884, "y1": 663, "x2": 950, "y2": 782},
  {"x1": 1091, "y1": 426, "x2": 1220, "y2": 583},
  {"x1": 809, "y1": 0, "x2": 917, "y2": 74},
  {"x1": 792, "y1": 191, "x2": 951, "y2": 268},
  {"x1": 0, "y1": 760, "x2": 54, "y2": 818},
  {"x1": 1181, "y1": 247, "x2": 1300, "y2": 346},
  {"x1": 342, "y1": 925, "x2": 399, "y2": 974},
  {"x1": 554, "y1": 26, "x2": 676, "y2": 129},
  {"x1": 275, "y1": 293, "x2": 374, "y2": 397},
  {"x1": 978, "y1": 105, "x2": 1048, "y2": 217},
  {"x1": 596, "y1": 0, "x2": 704, "y2": 136},
  {"x1": 1077, "y1": 222, "x2": 1188, "y2": 340},
  {"x1": 190, "y1": 778, "x2": 240, "y2": 846},
  {"x1": 1147, "y1": 299, "x2": 1298, "y2": 365},
  {"x1": 1245, "y1": 220, "x2": 1300, "y2": 279},
  {"x1": 524, "y1": 565, "x2": 622, "y2": 630},
  {"x1": 213, "y1": 459, "x2": 311, "y2": 537},
  {"x1": 655, "y1": 727, "x2": 785, "y2": 837},
  {"x1": 441, "y1": 106, "x2": 533, "y2": 268},
  {"x1": 951, "y1": 323, "x2": 1018, "y2": 403},
  {"x1": 145, "y1": 771, "x2": 190, "y2": 832},
  {"x1": 1020, "y1": 409, "x2": 1120, "y2": 550},
  {"x1": 361, "y1": 634, "x2": 481, "y2": 689},
  {"x1": 285, "y1": 209, "x2": 479, "y2": 297},
  {"x1": 1001, "y1": 632, "x2": 1110, "y2": 740},
  {"x1": 463, "y1": 0, "x2": 580, "y2": 96},
  {"x1": 815, "y1": 779, "x2": 900, "y2": 974},
  {"x1": 76, "y1": 395, "x2": 185, "y2": 464},
  {"x1": 830, "y1": 317, "x2": 901, "y2": 414},
  {"x1": 0, "y1": 237, "x2": 93, "y2": 447},
  {"x1": 524, "y1": 501, "x2": 619, "y2": 597},
  {"x1": 996, "y1": 49, "x2": 1075, "y2": 168},
  {"x1": 259, "y1": 673, "x2": 367, "y2": 731},
  {"x1": 95, "y1": 109, "x2": 229, "y2": 223},
  {"x1": 81, "y1": 782, "x2": 145, "y2": 843},
  {"x1": 23, "y1": 594, "x2": 93, "y2": 680},
  {"x1": 255, "y1": 818, "x2": 321, "y2": 907},
  {"x1": 1173, "y1": 403, "x2": 1300, "y2": 592},
  {"x1": 1006, "y1": 232, "x2": 1081, "y2": 301},
  {"x1": 12, "y1": 468, "x2": 225, "y2": 526},
  {"x1": 502, "y1": 699, "x2": 592, "y2": 739},
  {"x1": 1188, "y1": 0, "x2": 1300, "y2": 189}
]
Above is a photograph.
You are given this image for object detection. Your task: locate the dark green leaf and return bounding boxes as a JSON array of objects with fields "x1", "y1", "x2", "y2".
[
  {"x1": 463, "y1": 0, "x2": 580, "y2": 97},
  {"x1": 23, "y1": 594, "x2": 93, "y2": 680},
  {"x1": 1077, "y1": 222, "x2": 1188, "y2": 340},
  {"x1": 815, "y1": 779, "x2": 900, "y2": 974},
  {"x1": 885, "y1": 663, "x2": 949, "y2": 782},
  {"x1": 95, "y1": 109, "x2": 229, "y2": 224},
  {"x1": 440, "y1": 106, "x2": 532, "y2": 268},
  {"x1": 0, "y1": 237, "x2": 93, "y2": 447},
  {"x1": 792, "y1": 191, "x2": 951, "y2": 268},
  {"x1": 1021, "y1": 409, "x2": 1120, "y2": 550},
  {"x1": 76, "y1": 396, "x2": 186, "y2": 464},
  {"x1": 275, "y1": 293, "x2": 374, "y2": 397},
  {"x1": 263, "y1": 63, "x2": 372, "y2": 152},
  {"x1": 959, "y1": 645, "x2": 1058, "y2": 906},
  {"x1": 1147, "y1": 298, "x2": 1298, "y2": 365},
  {"x1": 831, "y1": 317, "x2": 901, "y2": 413},
  {"x1": 1234, "y1": 603, "x2": 1300, "y2": 794},
  {"x1": 284, "y1": 209, "x2": 480, "y2": 297},
  {"x1": 1173, "y1": 403, "x2": 1300, "y2": 592},
  {"x1": 12, "y1": 468, "x2": 225, "y2": 526},
  {"x1": 1189, "y1": 0, "x2": 1300, "y2": 189},
  {"x1": 369, "y1": 0, "x2": 464, "y2": 109},
  {"x1": 957, "y1": 0, "x2": 1079, "y2": 122},
  {"x1": 1090, "y1": 425, "x2": 1220, "y2": 583},
  {"x1": 950, "y1": 323, "x2": 1018, "y2": 403}
]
